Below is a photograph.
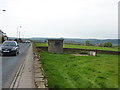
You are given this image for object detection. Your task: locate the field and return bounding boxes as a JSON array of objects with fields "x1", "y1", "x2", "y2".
[
  {"x1": 39, "y1": 51, "x2": 118, "y2": 88},
  {"x1": 35, "y1": 43, "x2": 118, "y2": 51}
]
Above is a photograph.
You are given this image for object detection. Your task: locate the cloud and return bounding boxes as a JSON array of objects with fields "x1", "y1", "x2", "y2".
[{"x1": 0, "y1": 0, "x2": 118, "y2": 39}]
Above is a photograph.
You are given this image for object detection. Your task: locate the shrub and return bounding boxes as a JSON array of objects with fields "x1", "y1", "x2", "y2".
[{"x1": 104, "y1": 42, "x2": 112, "y2": 47}]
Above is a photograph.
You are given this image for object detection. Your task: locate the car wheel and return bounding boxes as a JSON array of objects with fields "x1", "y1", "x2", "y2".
[
  {"x1": 17, "y1": 51, "x2": 19, "y2": 54},
  {"x1": 14, "y1": 51, "x2": 18, "y2": 56}
]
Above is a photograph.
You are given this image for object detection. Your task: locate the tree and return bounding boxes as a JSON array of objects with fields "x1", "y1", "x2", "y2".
[
  {"x1": 104, "y1": 42, "x2": 112, "y2": 47},
  {"x1": 2, "y1": 37, "x2": 5, "y2": 43},
  {"x1": 14, "y1": 39, "x2": 18, "y2": 43},
  {"x1": 85, "y1": 40, "x2": 90, "y2": 46}
]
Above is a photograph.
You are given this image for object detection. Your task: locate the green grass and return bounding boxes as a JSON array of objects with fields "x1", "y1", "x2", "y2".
[
  {"x1": 35, "y1": 43, "x2": 118, "y2": 51},
  {"x1": 35, "y1": 43, "x2": 48, "y2": 47},
  {"x1": 39, "y1": 52, "x2": 118, "y2": 88}
]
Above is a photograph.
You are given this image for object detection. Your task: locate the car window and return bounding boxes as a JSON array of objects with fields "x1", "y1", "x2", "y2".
[{"x1": 2, "y1": 42, "x2": 17, "y2": 46}]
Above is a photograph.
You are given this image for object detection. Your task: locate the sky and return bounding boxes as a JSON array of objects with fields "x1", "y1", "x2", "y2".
[{"x1": 0, "y1": 0, "x2": 119, "y2": 39}]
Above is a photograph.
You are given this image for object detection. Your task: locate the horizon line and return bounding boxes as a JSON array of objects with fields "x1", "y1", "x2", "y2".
[{"x1": 8, "y1": 36, "x2": 119, "y2": 40}]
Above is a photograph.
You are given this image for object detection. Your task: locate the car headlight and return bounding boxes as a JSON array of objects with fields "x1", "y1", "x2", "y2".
[{"x1": 12, "y1": 47, "x2": 16, "y2": 50}]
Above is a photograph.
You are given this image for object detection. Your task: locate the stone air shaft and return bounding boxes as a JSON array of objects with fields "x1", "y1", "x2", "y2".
[{"x1": 48, "y1": 39, "x2": 64, "y2": 54}]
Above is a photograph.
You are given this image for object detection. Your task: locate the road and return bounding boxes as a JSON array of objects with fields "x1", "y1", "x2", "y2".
[{"x1": 2, "y1": 43, "x2": 31, "y2": 88}]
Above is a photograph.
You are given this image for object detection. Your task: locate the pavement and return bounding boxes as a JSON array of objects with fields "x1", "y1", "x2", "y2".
[
  {"x1": 17, "y1": 43, "x2": 35, "y2": 88},
  {"x1": 10, "y1": 43, "x2": 35, "y2": 88}
]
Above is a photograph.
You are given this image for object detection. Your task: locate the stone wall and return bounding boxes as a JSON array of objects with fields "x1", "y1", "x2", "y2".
[{"x1": 36, "y1": 46, "x2": 120, "y2": 55}]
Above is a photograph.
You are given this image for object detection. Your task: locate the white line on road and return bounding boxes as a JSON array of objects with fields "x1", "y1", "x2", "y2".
[{"x1": 10, "y1": 60, "x2": 25, "y2": 88}]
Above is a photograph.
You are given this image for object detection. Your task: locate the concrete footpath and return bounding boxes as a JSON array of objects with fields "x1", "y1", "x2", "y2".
[
  {"x1": 10, "y1": 43, "x2": 35, "y2": 88},
  {"x1": 17, "y1": 43, "x2": 35, "y2": 88}
]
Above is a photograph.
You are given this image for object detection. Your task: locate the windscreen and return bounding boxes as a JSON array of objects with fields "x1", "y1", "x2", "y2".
[{"x1": 2, "y1": 42, "x2": 16, "y2": 46}]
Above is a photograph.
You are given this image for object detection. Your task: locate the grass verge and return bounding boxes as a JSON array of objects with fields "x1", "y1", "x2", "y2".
[{"x1": 39, "y1": 51, "x2": 118, "y2": 88}]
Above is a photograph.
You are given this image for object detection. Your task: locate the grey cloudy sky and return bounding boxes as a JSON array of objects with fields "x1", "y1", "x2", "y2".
[{"x1": 0, "y1": 0, "x2": 119, "y2": 39}]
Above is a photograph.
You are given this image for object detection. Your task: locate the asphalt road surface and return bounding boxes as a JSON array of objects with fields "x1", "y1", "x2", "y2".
[{"x1": 2, "y1": 43, "x2": 31, "y2": 88}]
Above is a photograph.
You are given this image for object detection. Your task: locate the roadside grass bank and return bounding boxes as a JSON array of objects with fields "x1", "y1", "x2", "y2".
[
  {"x1": 35, "y1": 43, "x2": 118, "y2": 51},
  {"x1": 39, "y1": 51, "x2": 118, "y2": 88}
]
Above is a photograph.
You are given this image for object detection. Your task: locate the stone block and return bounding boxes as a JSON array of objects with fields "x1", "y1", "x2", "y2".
[
  {"x1": 48, "y1": 39, "x2": 64, "y2": 54},
  {"x1": 35, "y1": 77, "x2": 44, "y2": 82},
  {"x1": 35, "y1": 73, "x2": 44, "y2": 78},
  {"x1": 89, "y1": 51, "x2": 96, "y2": 56},
  {"x1": 35, "y1": 68, "x2": 42, "y2": 73},
  {"x1": 36, "y1": 81, "x2": 45, "y2": 88}
]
